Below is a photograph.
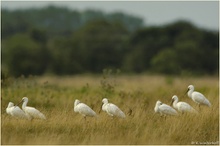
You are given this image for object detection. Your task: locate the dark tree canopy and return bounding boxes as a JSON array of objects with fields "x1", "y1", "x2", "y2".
[{"x1": 1, "y1": 6, "x2": 219, "y2": 77}]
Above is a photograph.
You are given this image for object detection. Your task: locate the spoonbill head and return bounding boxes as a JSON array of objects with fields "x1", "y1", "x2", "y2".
[
  {"x1": 6, "y1": 102, "x2": 29, "y2": 119},
  {"x1": 171, "y1": 95, "x2": 198, "y2": 113},
  {"x1": 6, "y1": 102, "x2": 14, "y2": 114},
  {"x1": 154, "y1": 100, "x2": 178, "y2": 116},
  {"x1": 154, "y1": 101, "x2": 162, "y2": 113},
  {"x1": 186, "y1": 85, "x2": 211, "y2": 107},
  {"x1": 101, "y1": 98, "x2": 126, "y2": 118},
  {"x1": 74, "y1": 99, "x2": 97, "y2": 119},
  {"x1": 17, "y1": 97, "x2": 46, "y2": 120}
]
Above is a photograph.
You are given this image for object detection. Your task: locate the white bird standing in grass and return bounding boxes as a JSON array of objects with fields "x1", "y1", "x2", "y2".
[
  {"x1": 17, "y1": 97, "x2": 46, "y2": 120},
  {"x1": 186, "y1": 85, "x2": 211, "y2": 107},
  {"x1": 6, "y1": 102, "x2": 29, "y2": 119},
  {"x1": 154, "y1": 100, "x2": 178, "y2": 116},
  {"x1": 171, "y1": 95, "x2": 198, "y2": 114},
  {"x1": 101, "y1": 98, "x2": 126, "y2": 118},
  {"x1": 74, "y1": 99, "x2": 97, "y2": 119}
]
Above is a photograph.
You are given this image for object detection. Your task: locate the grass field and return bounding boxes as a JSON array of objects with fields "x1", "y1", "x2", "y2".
[{"x1": 1, "y1": 74, "x2": 219, "y2": 145}]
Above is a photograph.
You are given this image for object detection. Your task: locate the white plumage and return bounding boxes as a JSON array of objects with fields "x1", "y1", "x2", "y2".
[
  {"x1": 18, "y1": 97, "x2": 46, "y2": 120},
  {"x1": 6, "y1": 102, "x2": 29, "y2": 119},
  {"x1": 74, "y1": 99, "x2": 97, "y2": 118},
  {"x1": 171, "y1": 95, "x2": 198, "y2": 114},
  {"x1": 101, "y1": 98, "x2": 126, "y2": 118},
  {"x1": 154, "y1": 100, "x2": 178, "y2": 116},
  {"x1": 187, "y1": 85, "x2": 211, "y2": 107}
]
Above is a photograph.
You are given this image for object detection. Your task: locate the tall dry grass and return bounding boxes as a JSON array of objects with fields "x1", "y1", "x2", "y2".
[{"x1": 1, "y1": 75, "x2": 219, "y2": 144}]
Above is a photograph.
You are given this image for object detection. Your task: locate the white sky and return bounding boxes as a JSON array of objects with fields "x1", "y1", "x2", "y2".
[{"x1": 1, "y1": 0, "x2": 219, "y2": 31}]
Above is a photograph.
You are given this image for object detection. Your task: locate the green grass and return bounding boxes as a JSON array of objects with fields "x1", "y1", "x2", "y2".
[{"x1": 1, "y1": 75, "x2": 219, "y2": 144}]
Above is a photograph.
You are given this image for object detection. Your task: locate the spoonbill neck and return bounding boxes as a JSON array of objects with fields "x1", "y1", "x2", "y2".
[
  {"x1": 22, "y1": 100, "x2": 28, "y2": 110},
  {"x1": 74, "y1": 100, "x2": 80, "y2": 108},
  {"x1": 154, "y1": 104, "x2": 159, "y2": 113},
  {"x1": 8, "y1": 102, "x2": 14, "y2": 108},
  {"x1": 172, "y1": 99, "x2": 178, "y2": 109},
  {"x1": 102, "y1": 102, "x2": 108, "y2": 110},
  {"x1": 187, "y1": 89, "x2": 193, "y2": 98}
]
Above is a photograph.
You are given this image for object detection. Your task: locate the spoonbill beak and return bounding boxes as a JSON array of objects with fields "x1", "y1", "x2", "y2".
[
  {"x1": 15, "y1": 99, "x2": 23, "y2": 106},
  {"x1": 170, "y1": 99, "x2": 174, "y2": 106},
  {"x1": 127, "y1": 108, "x2": 132, "y2": 116},
  {"x1": 98, "y1": 104, "x2": 103, "y2": 113},
  {"x1": 185, "y1": 88, "x2": 190, "y2": 96}
]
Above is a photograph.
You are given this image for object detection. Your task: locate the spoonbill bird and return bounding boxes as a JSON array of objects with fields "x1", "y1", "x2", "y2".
[
  {"x1": 171, "y1": 95, "x2": 198, "y2": 114},
  {"x1": 6, "y1": 102, "x2": 29, "y2": 119},
  {"x1": 154, "y1": 100, "x2": 178, "y2": 116},
  {"x1": 74, "y1": 99, "x2": 97, "y2": 119},
  {"x1": 186, "y1": 85, "x2": 211, "y2": 107},
  {"x1": 101, "y1": 98, "x2": 126, "y2": 118},
  {"x1": 17, "y1": 97, "x2": 46, "y2": 120}
]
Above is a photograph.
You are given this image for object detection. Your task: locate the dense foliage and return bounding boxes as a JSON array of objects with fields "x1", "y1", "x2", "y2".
[{"x1": 1, "y1": 6, "x2": 219, "y2": 77}]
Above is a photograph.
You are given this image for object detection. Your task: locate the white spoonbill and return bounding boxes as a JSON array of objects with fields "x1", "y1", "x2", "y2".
[
  {"x1": 101, "y1": 98, "x2": 126, "y2": 118},
  {"x1": 171, "y1": 95, "x2": 198, "y2": 114},
  {"x1": 17, "y1": 97, "x2": 46, "y2": 120},
  {"x1": 6, "y1": 102, "x2": 29, "y2": 119},
  {"x1": 154, "y1": 100, "x2": 178, "y2": 116},
  {"x1": 186, "y1": 85, "x2": 211, "y2": 107},
  {"x1": 74, "y1": 99, "x2": 97, "y2": 119}
]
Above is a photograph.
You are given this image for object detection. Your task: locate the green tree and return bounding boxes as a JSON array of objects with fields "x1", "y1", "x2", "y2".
[
  {"x1": 47, "y1": 37, "x2": 84, "y2": 75},
  {"x1": 123, "y1": 26, "x2": 169, "y2": 72},
  {"x1": 150, "y1": 48, "x2": 180, "y2": 74},
  {"x1": 2, "y1": 33, "x2": 49, "y2": 76},
  {"x1": 124, "y1": 20, "x2": 218, "y2": 75},
  {"x1": 1, "y1": 9, "x2": 30, "y2": 39},
  {"x1": 2, "y1": 7, "x2": 218, "y2": 76},
  {"x1": 70, "y1": 20, "x2": 129, "y2": 73},
  {"x1": 107, "y1": 12, "x2": 144, "y2": 32}
]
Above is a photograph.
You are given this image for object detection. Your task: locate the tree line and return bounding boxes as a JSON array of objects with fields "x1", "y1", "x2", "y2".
[{"x1": 1, "y1": 6, "x2": 219, "y2": 77}]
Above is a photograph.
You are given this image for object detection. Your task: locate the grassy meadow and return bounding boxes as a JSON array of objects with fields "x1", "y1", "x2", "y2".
[{"x1": 1, "y1": 74, "x2": 219, "y2": 145}]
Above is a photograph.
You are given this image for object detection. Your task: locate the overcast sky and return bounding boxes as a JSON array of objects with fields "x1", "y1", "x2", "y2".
[{"x1": 1, "y1": 1, "x2": 219, "y2": 31}]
